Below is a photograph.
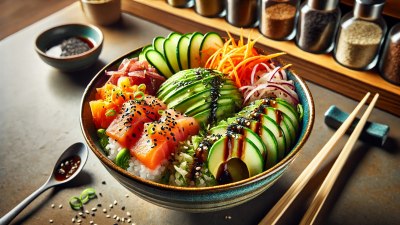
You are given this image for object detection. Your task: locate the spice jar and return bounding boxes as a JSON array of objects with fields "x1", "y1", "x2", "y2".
[
  {"x1": 379, "y1": 23, "x2": 400, "y2": 85},
  {"x1": 334, "y1": 0, "x2": 387, "y2": 70},
  {"x1": 259, "y1": 0, "x2": 299, "y2": 41},
  {"x1": 225, "y1": 0, "x2": 258, "y2": 27},
  {"x1": 166, "y1": 0, "x2": 193, "y2": 8},
  {"x1": 296, "y1": 0, "x2": 340, "y2": 53},
  {"x1": 195, "y1": 0, "x2": 225, "y2": 17}
]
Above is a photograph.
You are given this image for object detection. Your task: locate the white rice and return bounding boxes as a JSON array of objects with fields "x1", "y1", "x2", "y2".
[{"x1": 105, "y1": 138, "x2": 166, "y2": 182}]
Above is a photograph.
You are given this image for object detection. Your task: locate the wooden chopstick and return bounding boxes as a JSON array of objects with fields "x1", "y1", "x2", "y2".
[
  {"x1": 299, "y1": 93, "x2": 379, "y2": 225},
  {"x1": 259, "y1": 92, "x2": 371, "y2": 225}
]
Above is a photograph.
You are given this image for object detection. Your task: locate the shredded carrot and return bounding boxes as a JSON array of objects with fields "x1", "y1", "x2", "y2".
[
  {"x1": 282, "y1": 63, "x2": 292, "y2": 70},
  {"x1": 206, "y1": 32, "x2": 287, "y2": 88}
]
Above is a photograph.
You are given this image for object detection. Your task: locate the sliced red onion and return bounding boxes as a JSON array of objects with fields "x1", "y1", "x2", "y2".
[{"x1": 242, "y1": 62, "x2": 299, "y2": 106}]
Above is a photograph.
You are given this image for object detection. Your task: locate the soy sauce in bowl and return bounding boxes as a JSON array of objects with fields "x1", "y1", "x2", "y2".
[{"x1": 46, "y1": 37, "x2": 94, "y2": 58}]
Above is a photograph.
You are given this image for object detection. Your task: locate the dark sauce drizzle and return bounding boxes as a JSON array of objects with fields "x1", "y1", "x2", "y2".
[
  {"x1": 189, "y1": 134, "x2": 220, "y2": 181},
  {"x1": 215, "y1": 124, "x2": 245, "y2": 184}
]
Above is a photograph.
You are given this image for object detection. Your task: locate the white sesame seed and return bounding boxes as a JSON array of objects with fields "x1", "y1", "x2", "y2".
[
  {"x1": 91, "y1": 207, "x2": 97, "y2": 211},
  {"x1": 77, "y1": 219, "x2": 82, "y2": 223},
  {"x1": 109, "y1": 204, "x2": 113, "y2": 208},
  {"x1": 113, "y1": 200, "x2": 118, "y2": 205},
  {"x1": 125, "y1": 194, "x2": 129, "y2": 198},
  {"x1": 78, "y1": 212, "x2": 83, "y2": 216},
  {"x1": 49, "y1": 219, "x2": 53, "y2": 223},
  {"x1": 122, "y1": 218, "x2": 125, "y2": 222},
  {"x1": 85, "y1": 210, "x2": 90, "y2": 214},
  {"x1": 116, "y1": 217, "x2": 120, "y2": 222},
  {"x1": 103, "y1": 208, "x2": 107, "y2": 213},
  {"x1": 128, "y1": 218, "x2": 132, "y2": 223},
  {"x1": 126, "y1": 212, "x2": 131, "y2": 217},
  {"x1": 72, "y1": 218, "x2": 75, "y2": 222},
  {"x1": 90, "y1": 221, "x2": 94, "y2": 224},
  {"x1": 51, "y1": 204, "x2": 55, "y2": 208},
  {"x1": 106, "y1": 215, "x2": 111, "y2": 218},
  {"x1": 58, "y1": 204, "x2": 63, "y2": 209},
  {"x1": 113, "y1": 215, "x2": 117, "y2": 219}
]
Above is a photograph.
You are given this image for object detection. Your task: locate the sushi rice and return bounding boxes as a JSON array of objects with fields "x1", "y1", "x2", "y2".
[
  {"x1": 105, "y1": 137, "x2": 216, "y2": 186},
  {"x1": 105, "y1": 138, "x2": 166, "y2": 181}
]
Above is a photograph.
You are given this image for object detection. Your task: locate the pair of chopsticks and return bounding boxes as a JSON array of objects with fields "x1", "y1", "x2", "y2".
[{"x1": 259, "y1": 92, "x2": 379, "y2": 225}]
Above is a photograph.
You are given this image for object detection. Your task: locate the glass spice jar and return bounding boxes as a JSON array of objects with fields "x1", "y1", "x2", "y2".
[
  {"x1": 296, "y1": 0, "x2": 341, "y2": 53},
  {"x1": 225, "y1": 0, "x2": 258, "y2": 27},
  {"x1": 333, "y1": 0, "x2": 387, "y2": 70},
  {"x1": 259, "y1": 0, "x2": 299, "y2": 41},
  {"x1": 195, "y1": 0, "x2": 225, "y2": 17},
  {"x1": 379, "y1": 23, "x2": 400, "y2": 86},
  {"x1": 166, "y1": 0, "x2": 193, "y2": 8}
]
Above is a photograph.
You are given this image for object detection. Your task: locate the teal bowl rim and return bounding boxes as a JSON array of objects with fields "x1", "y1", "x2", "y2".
[
  {"x1": 80, "y1": 47, "x2": 315, "y2": 192},
  {"x1": 35, "y1": 23, "x2": 103, "y2": 60}
]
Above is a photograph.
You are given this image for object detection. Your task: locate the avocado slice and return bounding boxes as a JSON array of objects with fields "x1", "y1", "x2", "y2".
[
  {"x1": 233, "y1": 117, "x2": 279, "y2": 168},
  {"x1": 209, "y1": 124, "x2": 267, "y2": 158},
  {"x1": 262, "y1": 106, "x2": 297, "y2": 154},
  {"x1": 157, "y1": 68, "x2": 243, "y2": 127},
  {"x1": 207, "y1": 134, "x2": 264, "y2": 184}
]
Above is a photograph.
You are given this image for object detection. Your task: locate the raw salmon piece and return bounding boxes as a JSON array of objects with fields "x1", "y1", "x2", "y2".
[
  {"x1": 131, "y1": 109, "x2": 200, "y2": 170},
  {"x1": 106, "y1": 96, "x2": 166, "y2": 148}
]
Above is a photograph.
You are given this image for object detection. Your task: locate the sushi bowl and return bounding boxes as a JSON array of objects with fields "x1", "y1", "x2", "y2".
[{"x1": 80, "y1": 39, "x2": 314, "y2": 212}]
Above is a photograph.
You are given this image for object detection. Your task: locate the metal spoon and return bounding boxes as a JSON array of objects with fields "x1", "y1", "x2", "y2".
[{"x1": 0, "y1": 142, "x2": 89, "y2": 225}]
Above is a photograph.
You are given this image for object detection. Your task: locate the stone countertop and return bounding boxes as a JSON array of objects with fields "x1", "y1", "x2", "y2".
[{"x1": 0, "y1": 2, "x2": 399, "y2": 225}]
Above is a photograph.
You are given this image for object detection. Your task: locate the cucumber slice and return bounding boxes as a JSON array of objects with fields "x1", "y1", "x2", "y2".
[
  {"x1": 138, "y1": 45, "x2": 153, "y2": 62},
  {"x1": 145, "y1": 50, "x2": 173, "y2": 78},
  {"x1": 199, "y1": 32, "x2": 224, "y2": 66},
  {"x1": 163, "y1": 32, "x2": 182, "y2": 73},
  {"x1": 152, "y1": 36, "x2": 165, "y2": 56},
  {"x1": 188, "y1": 32, "x2": 204, "y2": 68},
  {"x1": 177, "y1": 36, "x2": 190, "y2": 70}
]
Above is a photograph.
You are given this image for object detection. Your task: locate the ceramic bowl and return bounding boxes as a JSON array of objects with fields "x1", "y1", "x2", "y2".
[
  {"x1": 80, "y1": 48, "x2": 315, "y2": 212},
  {"x1": 35, "y1": 23, "x2": 103, "y2": 72}
]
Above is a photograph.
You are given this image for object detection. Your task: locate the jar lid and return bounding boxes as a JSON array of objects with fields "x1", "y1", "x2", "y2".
[
  {"x1": 308, "y1": 0, "x2": 339, "y2": 11},
  {"x1": 357, "y1": 0, "x2": 385, "y2": 4},
  {"x1": 354, "y1": 0, "x2": 385, "y2": 20}
]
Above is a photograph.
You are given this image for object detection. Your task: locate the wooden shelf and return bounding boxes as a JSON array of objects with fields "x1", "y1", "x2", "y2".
[{"x1": 122, "y1": 0, "x2": 400, "y2": 117}]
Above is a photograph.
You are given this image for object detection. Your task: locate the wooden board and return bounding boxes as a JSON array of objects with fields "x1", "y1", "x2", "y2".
[{"x1": 122, "y1": 0, "x2": 400, "y2": 117}]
